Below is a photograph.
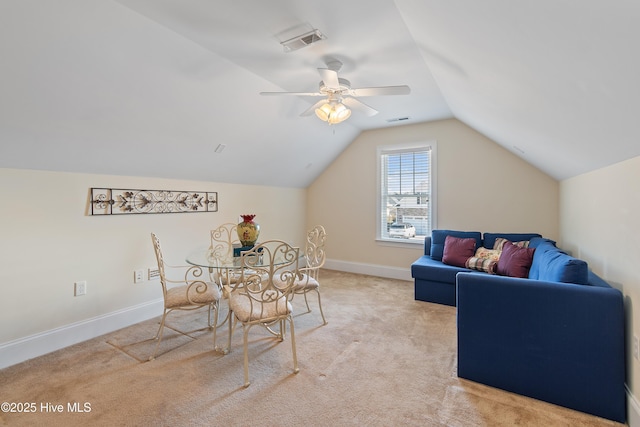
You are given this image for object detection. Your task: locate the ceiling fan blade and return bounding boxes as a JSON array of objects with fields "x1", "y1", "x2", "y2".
[
  {"x1": 343, "y1": 97, "x2": 378, "y2": 117},
  {"x1": 318, "y1": 68, "x2": 340, "y2": 88},
  {"x1": 260, "y1": 91, "x2": 324, "y2": 97},
  {"x1": 349, "y1": 85, "x2": 411, "y2": 97},
  {"x1": 300, "y1": 99, "x2": 327, "y2": 117}
]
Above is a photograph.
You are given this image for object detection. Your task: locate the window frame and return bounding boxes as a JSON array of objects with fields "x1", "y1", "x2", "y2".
[{"x1": 376, "y1": 141, "x2": 437, "y2": 245}]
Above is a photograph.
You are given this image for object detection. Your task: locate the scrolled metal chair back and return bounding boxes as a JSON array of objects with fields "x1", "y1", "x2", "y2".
[
  {"x1": 237, "y1": 240, "x2": 300, "y2": 317},
  {"x1": 209, "y1": 223, "x2": 239, "y2": 264},
  {"x1": 304, "y1": 225, "x2": 327, "y2": 276},
  {"x1": 152, "y1": 232, "x2": 208, "y2": 299},
  {"x1": 151, "y1": 232, "x2": 168, "y2": 295}
]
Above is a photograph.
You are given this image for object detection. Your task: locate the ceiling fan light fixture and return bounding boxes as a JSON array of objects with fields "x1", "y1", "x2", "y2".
[
  {"x1": 314, "y1": 102, "x2": 332, "y2": 121},
  {"x1": 260, "y1": 59, "x2": 409, "y2": 123},
  {"x1": 315, "y1": 101, "x2": 351, "y2": 125}
]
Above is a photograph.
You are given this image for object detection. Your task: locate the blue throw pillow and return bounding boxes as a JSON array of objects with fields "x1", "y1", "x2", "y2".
[{"x1": 430, "y1": 230, "x2": 482, "y2": 262}]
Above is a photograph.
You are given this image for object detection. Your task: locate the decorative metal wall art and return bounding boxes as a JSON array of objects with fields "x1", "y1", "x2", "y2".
[{"x1": 90, "y1": 188, "x2": 218, "y2": 216}]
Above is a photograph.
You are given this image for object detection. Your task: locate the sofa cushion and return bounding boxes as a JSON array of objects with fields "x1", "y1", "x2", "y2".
[
  {"x1": 442, "y1": 235, "x2": 477, "y2": 267},
  {"x1": 430, "y1": 230, "x2": 482, "y2": 262},
  {"x1": 496, "y1": 242, "x2": 535, "y2": 278},
  {"x1": 528, "y1": 241, "x2": 561, "y2": 280},
  {"x1": 588, "y1": 270, "x2": 613, "y2": 288},
  {"x1": 536, "y1": 248, "x2": 589, "y2": 285},
  {"x1": 528, "y1": 237, "x2": 557, "y2": 249},
  {"x1": 411, "y1": 255, "x2": 472, "y2": 282},
  {"x1": 483, "y1": 233, "x2": 541, "y2": 249}
]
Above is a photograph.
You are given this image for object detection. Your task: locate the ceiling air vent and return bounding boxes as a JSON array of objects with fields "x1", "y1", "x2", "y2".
[
  {"x1": 281, "y1": 29, "x2": 326, "y2": 52},
  {"x1": 386, "y1": 117, "x2": 411, "y2": 123}
]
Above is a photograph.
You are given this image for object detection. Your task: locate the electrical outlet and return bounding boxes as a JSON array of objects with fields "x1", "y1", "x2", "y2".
[
  {"x1": 74, "y1": 281, "x2": 87, "y2": 296},
  {"x1": 134, "y1": 269, "x2": 145, "y2": 283},
  {"x1": 148, "y1": 267, "x2": 160, "y2": 281},
  {"x1": 634, "y1": 335, "x2": 639, "y2": 360}
]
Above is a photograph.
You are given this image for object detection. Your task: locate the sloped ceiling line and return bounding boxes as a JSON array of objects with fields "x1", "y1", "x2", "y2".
[{"x1": 0, "y1": 0, "x2": 637, "y2": 187}]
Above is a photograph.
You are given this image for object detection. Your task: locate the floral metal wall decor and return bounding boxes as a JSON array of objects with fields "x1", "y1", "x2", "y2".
[{"x1": 90, "y1": 188, "x2": 218, "y2": 215}]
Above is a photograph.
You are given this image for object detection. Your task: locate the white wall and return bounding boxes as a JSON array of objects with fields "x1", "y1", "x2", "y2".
[
  {"x1": 307, "y1": 119, "x2": 559, "y2": 275},
  {"x1": 560, "y1": 155, "x2": 640, "y2": 414},
  {"x1": 0, "y1": 119, "x2": 562, "y2": 368},
  {"x1": 0, "y1": 168, "x2": 306, "y2": 365}
]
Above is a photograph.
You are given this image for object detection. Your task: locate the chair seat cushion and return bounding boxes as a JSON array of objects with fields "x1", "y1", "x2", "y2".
[
  {"x1": 275, "y1": 274, "x2": 320, "y2": 291},
  {"x1": 216, "y1": 270, "x2": 241, "y2": 285},
  {"x1": 166, "y1": 283, "x2": 220, "y2": 308},
  {"x1": 213, "y1": 268, "x2": 267, "y2": 285},
  {"x1": 293, "y1": 274, "x2": 319, "y2": 291},
  {"x1": 229, "y1": 291, "x2": 292, "y2": 322}
]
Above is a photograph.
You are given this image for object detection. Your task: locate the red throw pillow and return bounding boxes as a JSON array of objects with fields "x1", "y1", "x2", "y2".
[
  {"x1": 442, "y1": 235, "x2": 476, "y2": 268},
  {"x1": 496, "y1": 241, "x2": 536, "y2": 278}
]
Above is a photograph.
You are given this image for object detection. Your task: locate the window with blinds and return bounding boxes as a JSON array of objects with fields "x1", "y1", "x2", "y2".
[{"x1": 377, "y1": 143, "x2": 435, "y2": 242}]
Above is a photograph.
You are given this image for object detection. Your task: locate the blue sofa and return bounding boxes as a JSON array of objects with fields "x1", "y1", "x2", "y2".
[
  {"x1": 411, "y1": 230, "x2": 626, "y2": 423},
  {"x1": 411, "y1": 230, "x2": 543, "y2": 306}
]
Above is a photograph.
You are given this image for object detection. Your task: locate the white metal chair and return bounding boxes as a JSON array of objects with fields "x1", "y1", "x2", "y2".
[
  {"x1": 226, "y1": 240, "x2": 300, "y2": 387},
  {"x1": 209, "y1": 223, "x2": 242, "y2": 287},
  {"x1": 150, "y1": 233, "x2": 221, "y2": 360},
  {"x1": 209, "y1": 223, "x2": 239, "y2": 265},
  {"x1": 290, "y1": 225, "x2": 328, "y2": 325}
]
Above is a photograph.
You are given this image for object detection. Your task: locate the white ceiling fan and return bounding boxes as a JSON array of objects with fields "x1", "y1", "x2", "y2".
[{"x1": 260, "y1": 60, "x2": 410, "y2": 124}]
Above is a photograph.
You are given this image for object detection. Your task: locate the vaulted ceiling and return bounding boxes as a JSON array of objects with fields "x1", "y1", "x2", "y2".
[{"x1": 1, "y1": 1, "x2": 638, "y2": 188}]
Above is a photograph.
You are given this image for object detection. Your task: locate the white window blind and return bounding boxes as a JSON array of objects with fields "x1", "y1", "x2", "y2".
[{"x1": 377, "y1": 144, "x2": 435, "y2": 242}]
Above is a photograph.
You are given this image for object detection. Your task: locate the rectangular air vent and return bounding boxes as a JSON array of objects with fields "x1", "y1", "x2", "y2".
[
  {"x1": 281, "y1": 29, "x2": 326, "y2": 52},
  {"x1": 386, "y1": 117, "x2": 411, "y2": 123}
]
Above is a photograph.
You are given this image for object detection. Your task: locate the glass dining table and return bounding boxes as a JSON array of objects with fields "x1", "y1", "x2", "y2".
[
  {"x1": 186, "y1": 247, "x2": 244, "y2": 270},
  {"x1": 185, "y1": 245, "x2": 261, "y2": 298},
  {"x1": 185, "y1": 244, "x2": 302, "y2": 353},
  {"x1": 186, "y1": 245, "x2": 303, "y2": 296},
  {"x1": 186, "y1": 244, "x2": 302, "y2": 271}
]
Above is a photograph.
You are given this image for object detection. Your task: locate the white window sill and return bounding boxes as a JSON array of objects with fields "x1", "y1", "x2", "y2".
[{"x1": 376, "y1": 238, "x2": 424, "y2": 249}]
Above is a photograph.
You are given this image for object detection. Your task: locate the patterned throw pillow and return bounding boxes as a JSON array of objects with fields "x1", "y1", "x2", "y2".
[
  {"x1": 465, "y1": 257, "x2": 498, "y2": 274},
  {"x1": 493, "y1": 238, "x2": 530, "y2": 251},
  {"x1": 464, "y1": 247, "x2": 501, "y2": 274},
  {"x1": 474, "y1": 247, "x2": 501, "y2": 261}
]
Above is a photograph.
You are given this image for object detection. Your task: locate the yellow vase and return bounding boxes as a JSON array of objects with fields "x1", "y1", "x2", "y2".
[{"x1": 237, "y1": 214, "x2": 260, "y2": 247}]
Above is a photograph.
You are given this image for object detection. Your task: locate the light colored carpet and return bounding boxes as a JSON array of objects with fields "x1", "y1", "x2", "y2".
[{"x1": 0, "y1": 270, "x2": 623, "y2": 426}]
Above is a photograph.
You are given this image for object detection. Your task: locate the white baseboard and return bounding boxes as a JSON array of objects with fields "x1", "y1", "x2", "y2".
[
  {"x1": 1, "y1": 266, "x2": 636, "y2": 426},
  {"x1": 0, "y1": 260, "x2": 410, "y2": 370},
  {"x1": 0, "y1": 299, "x2": 163, "y2": 370},
  {"x1": 324, "y1": 258, "x2": 413, "y2": 281},
  {"x1": 627, "y1": 386, "x2": 640, "y2": 426}
]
